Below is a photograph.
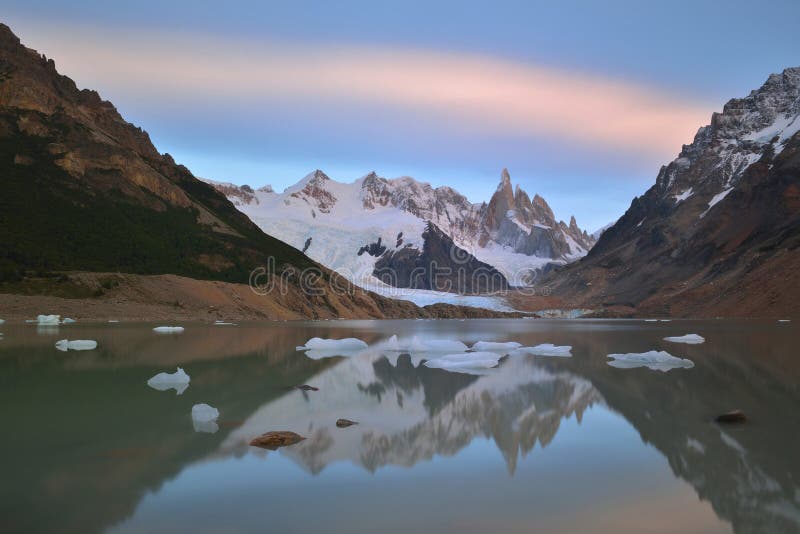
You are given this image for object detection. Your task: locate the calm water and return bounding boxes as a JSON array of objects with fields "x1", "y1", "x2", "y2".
[{"x1": 0, "y1": 319, "x2": 798, "y2": 534}]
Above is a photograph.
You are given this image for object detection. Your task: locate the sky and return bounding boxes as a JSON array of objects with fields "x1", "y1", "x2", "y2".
[{"x1": 4, "y1": 1, "x2": 800, "y2": 230}]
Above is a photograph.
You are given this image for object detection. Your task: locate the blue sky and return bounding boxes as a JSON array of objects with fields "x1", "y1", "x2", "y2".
[{"x1": 5, "y1": 1, "x2": 799, "y2": 229}]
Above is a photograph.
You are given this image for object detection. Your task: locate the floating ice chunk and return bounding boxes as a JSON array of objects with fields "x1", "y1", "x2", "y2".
[
  {"x1": 108, "y1": 320, "x2": 120, "y2": 323},
  {"x1": 607, "y1": 351, "x2": 694, "y2": 372},
  {"x1": 660, "y1": 319, "x2": 672, "y2": 322},
  {"x1": 62, "y1": 318, "x2": 77, "y2": 324},
  {"x1": 213, "y1": 321, "x2": 237, "y2": 326},
  {"x1": 778, "y1": 319, "x2": 790, "y2": 323},
  {"x1": 37, "y1": 314, "x2": 61, "y2": 325},
  {"x1": 385, "y1": 336, "x2": 468, "y2": 353},
  {"x1": 191, "y1": 403, "x2": 219, "y2": 433},
  {"x1": 424, "y1": 352, "x2": 502, "y2": 374},
  {"x1": 644, "y1": 319, "x2": 658, "y2": 322},
  {"x1": 55, "y1": 339, "x2": 98, "y2": 351},
  {"x1": 663, "y1": 334, "x2": 705, "y2": 344},
  {"x1": 512, "y1": 344, "x2": 573, "y2": 357},
  {"x1": 25, "y1": 319, "x2": 37, "y2": 323},
  {"x1": 470, "y1": 341, "x2": 522, "y2": 352},
  {"x1": 297, "y1": 337, "x2": 368, "y2": 351},
  {"x1": 0, "y1": 319, "x2": 5, "y2": 324},
  {"x1": 147, "y1": 367, "x2": 191, "y2": 395},
  {"x1": 153, "y1": 326, "x2": 185, "y2": 334}
]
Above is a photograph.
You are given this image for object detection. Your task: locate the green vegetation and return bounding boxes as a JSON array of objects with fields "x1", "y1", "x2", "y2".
[{"x1": 0, "y1": 109, "x2": 314, "y2": 286}]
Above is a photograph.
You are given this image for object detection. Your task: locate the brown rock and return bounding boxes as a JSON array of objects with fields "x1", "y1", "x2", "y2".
[
  {"x1": 336, "y1": 418, "x2": 358, "y2": 428},
  {"x1": 249, "y1": 431, "x2": 306, "y2": 450},
  {"x1": 715, "y1": 410, "x2": 747, "y2": 424}
]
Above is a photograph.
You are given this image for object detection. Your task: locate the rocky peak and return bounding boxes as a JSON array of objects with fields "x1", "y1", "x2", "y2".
[{"x1": 288, "y1": 169, "x2": 336, "y2": 213}]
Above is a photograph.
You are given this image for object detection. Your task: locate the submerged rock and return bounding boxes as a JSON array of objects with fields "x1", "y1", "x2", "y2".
[
  {"x1": 336, "y1": 419, "x2": 358, "y2": 428},
  {"x1": 715, "y1": 410, "x2": 747, "y2": 424},
  {"x1": 249, "y1": 431, "x2": 306, "y2": 450}
]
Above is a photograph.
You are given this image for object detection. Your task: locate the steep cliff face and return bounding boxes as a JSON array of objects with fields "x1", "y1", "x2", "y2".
[
  {"x1": 374, "y1": 223, "x2": 509, "y2": 293},
  {"x1": 544, "y1": 68, "x2": 800, "y2": 317}
]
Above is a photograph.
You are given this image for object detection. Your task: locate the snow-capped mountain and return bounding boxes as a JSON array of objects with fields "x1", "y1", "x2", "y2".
[
  {"x1": 546, "y1": 67, "x2": 800, "y2": 316},
  {"x1": 207, "y1": 169, "x2": 595, "y2": 293}
]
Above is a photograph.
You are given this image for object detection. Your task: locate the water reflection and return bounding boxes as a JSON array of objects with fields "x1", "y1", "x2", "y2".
[{"x1": 0, "y1": 320, "x2": 797, "y2": 533}]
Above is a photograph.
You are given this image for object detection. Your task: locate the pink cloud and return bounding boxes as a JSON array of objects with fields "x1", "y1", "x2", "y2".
[{"x1": 19, "y1": 23, "x2": 710, "y2": 157}]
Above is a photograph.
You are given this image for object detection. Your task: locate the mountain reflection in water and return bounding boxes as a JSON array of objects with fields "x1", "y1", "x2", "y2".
[{"x1": 0, "y1": 319, "x2": 797, "y2": 534}]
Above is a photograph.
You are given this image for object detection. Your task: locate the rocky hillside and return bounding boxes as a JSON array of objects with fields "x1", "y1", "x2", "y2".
[
  {"x1": 209, "y1": 168, "x2": 594, "y2": 292},
  {"x1": 0, "y1": 23, "x2": 519, "y2": 318},
  {"x1": 544, "y1": 67, "x2": 800, "y2": 317}
]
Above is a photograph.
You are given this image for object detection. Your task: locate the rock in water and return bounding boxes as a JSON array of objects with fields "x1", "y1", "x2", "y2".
[
  {"x1": 336, "y1": 419, "x2": 358, "y2": 428},
  {"x1": 249, "y1": 431, "x2": 306, "y2": 450},
  {"x1": 715, "y1": 410, "x2": 747, "y2": 424}
]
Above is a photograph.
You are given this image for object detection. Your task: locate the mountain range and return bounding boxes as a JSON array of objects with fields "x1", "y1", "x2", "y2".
[{"x1": 207, "y1": 168, "x2": 595, "y2": 293}]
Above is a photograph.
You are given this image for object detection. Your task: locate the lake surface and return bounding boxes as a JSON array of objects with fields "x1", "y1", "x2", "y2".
[{"x1": 1, "y1": 319, "x2": 798, "y2": 533}]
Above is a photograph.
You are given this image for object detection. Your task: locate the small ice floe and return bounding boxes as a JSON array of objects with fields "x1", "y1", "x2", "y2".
[
  {"x1": 424, "y1": 352, "x2": 503, "y2": 374},
  {"x1": 25, "y1": 319, "x2": 37, "y2": 324},
  {"x1": 108, "y1": 320, "x2": 120, "y2": 323},
  {"x1": 191, "y1": 403, "x2": 219, "y2": 434},
  {"x1": 512, "y1": 344, "x2": 573, "y2": 357},
  {"x1": 663, "y1": 334, "x2": 705, "y2": 344},
  {"x1": 37, "y1": 314, "x2": 61, "y2": 325},
  {"x1": 0, "y1": 319, "x2": 5, "y2": 325},
  {"x1": 296, "y1": 337, "x2": 368, "y2": 351},
  {"x1": 470, "y1": 341, "x2": 522, "y2": 352},
  {"x1": 778, "y1": 319, "x2": 791, "y2": 323},
  {"x1": 55, "y1": 339, "x2": 98, "y2": 351},
  {"x1": 153, "y1": 326, "x2": 185, "y2": 334},
  {"x1": 213, "y1": 321, "x2": 237, "y2": 326},
  {"x1": 147, "y1": 367, "x2": 191, "y2": 395},
  {"x1": 607, "y1": 350, "x2": 694, "y2": 372},
  {"x1": 385, "y1": 335, "x2": 468, "y2": 353},
  {"x1": 62, "y1": 318, "x2": 77, "y2": 324},
  {"x1": 660, "y1": 320, "x2": 672, "y2": 322},
  {"x1": 644, "y1": 319, "x2": 658, "y2": 322}
]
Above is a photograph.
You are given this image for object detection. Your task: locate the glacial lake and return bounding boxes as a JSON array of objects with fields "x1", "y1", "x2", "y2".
[{"x1": 0, "y1": 319, "x2": 798, "y2": 533}]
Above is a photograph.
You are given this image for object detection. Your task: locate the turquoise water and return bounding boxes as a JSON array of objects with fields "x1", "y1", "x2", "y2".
[{"x1": 0, "y1": 319, "x2": 797, "y2": 533}]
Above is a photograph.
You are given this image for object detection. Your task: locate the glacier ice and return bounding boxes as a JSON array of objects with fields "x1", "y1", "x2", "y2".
[
  {"x1": 55, "y1": 339, "x2": 98, "y2": 351},
  {"x1": 385, "y1": 335, "x2": 468, "y2": 353},
  {"x1": 153, "y1": 326, "x2": 185, "y2": 334},
  {"x1": 512, "y1": 344, "x2": 572, "y2": 357},
  {"x1": 37, "y1": 314, "x2": 60, "y2": 325},
  {"x1": 663, "y1": 334, "x2": 705, "y2": 344},
  {"x1": 62, "y1": 318, "x2": 77, "y2": 324},
  {"x1": 423, "y1": 351, "x2": 502, "y2": 374},
  {"x1": 147, "y1": 367, "x2": 191, "y2": 395},
  {"x1": 297, "y1": 337, "x2": 368, "y2": 351},
  {"x1": 607, "y1": 351, "x2": 694, "y2": 372},
  {"x1": 191, "y1": 403, "x2": 220, "y2": 433},
  {"x1": 470, "y1": 341, "x2": 522, "y2": 352}
]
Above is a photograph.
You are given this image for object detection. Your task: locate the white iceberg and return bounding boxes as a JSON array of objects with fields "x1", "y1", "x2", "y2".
[
  {"x1": 778, "y1": 319, "x2": 790, "y2": 323},
  {"x1": 385, "y1": 335, "x2": 468, "y2": 353},
  {"x1": 55, "y1": 339, "x2": 98, "y2": 351},
  {"x1": 423, "y1": 352, "x2": 503, "y2": 374},
  {"x1": 607, "y1": 351, "x2": 694, "y2": 372},
  {"x1": 512, "y1": 344, "x2": 573, "y2": 357},
  {"x1": 296, "y1": 337, "x2": 368, "y2": 351},
  {"x1": 0, "y1": 319, "x2": 5, "y2": 324},
  {"x1": 213, "y1": 321, "x2": 237, "y2": 326},
  {"x1": 470, "y1": 341, "x2": 522, "y2": 352},
  {"x1": 663, "y1": 334, "x2": 705, "y2": 344},
  {"x1": 153, "y1": 326, "x2": 185, "y2": 334},
  {"x1": 108, "y1": 320, "x2": 120, "y2": 323},
  {"x1": 191, "y1": 403, "x2": 220, "y2": 434},
  {"x1": 147, "y1": 367, "x2": 191, "y2": 395},
  {"x1": 37, "y1": 314, "x2": 61, "y2": 325},
  {"x1": 644, "y1": 319, "x2": 658, "y2": 322},
  {"x1": 62, "y1": 318, "x2": 77, "y2": 324}
]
